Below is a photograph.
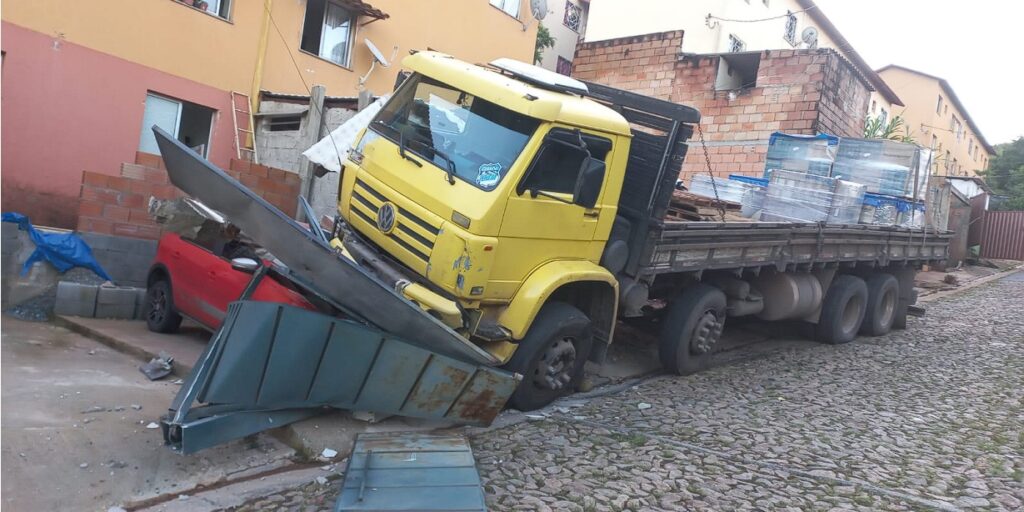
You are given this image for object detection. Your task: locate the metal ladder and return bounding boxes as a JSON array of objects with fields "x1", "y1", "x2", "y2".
[{"x1": 230, "y1": 91, "x2": 258, "y2": 163}]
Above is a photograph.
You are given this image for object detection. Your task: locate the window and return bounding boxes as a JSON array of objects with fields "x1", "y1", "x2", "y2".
[
  {"x1": 301, "y1": 0, "x2": 356, "y2": 67},
  {"x1": 556, "y1": 56, "x2": 573, "y2": 76},
  {"x1": 728, "y1": 34, "x2": 745, "y2": 53},
  {"x1": 489, "y1": 0, "x2": 520, "y2": 18},
  {"x1": 878, "y1": 109, "x2": 888, "y2": 127},
  {"x1": 714, "y1": 53, "x2": 760, "y2": 90},
  {"x1": 784, "y1": 12, "x2": 798, "y2": 45},
  {"x1": 564, "y1": 1, "x2": 582, "y2": 32},
  {"x1": 870, "y1": 100, "x2": 877, "y2": 114},
  {"x1": 520, "y1": 129, "x2": 611, "y2": 195},
  {"x1": 175, "y1": 0, "x2": 231, "y2": 20},
  {"x1": 951, "y1": 116, "x2": 963, "y2": 142},
  {"x1": 936, "y1": 95, "x2": 943, "y2": 114},
  {"x1": 931, "y1": 134, "x2": 938, "y2": 150},
  {"x1": 944, "y1": 150, "x2": 951, "y2": 172},
  {"x1": 138, "y1": 92, "x2": 214, "y2": 157},
  {"x1": 371, "y1": 73, "x2": 540, "y2": 190},
  {"x1": 267, "y1": 114, "x2": 303, "y2": 132},
  {"x1": 968, "y1": 138, "x2": 973, "y2": 156}
]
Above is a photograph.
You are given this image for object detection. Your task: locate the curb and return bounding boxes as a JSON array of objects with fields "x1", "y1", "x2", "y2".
[
  {"x1": 53, "y1": 315, "x2": 195, "y2": 378},
  {"x1": 917, "y1": 266, "x2": 1022, "y2": 304}
]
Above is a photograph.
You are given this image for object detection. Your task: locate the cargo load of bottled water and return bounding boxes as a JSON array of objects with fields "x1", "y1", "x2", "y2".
[
  {"x1": 764, "y1": 133, "x2": 839, "y2": 178},
  {"x1": 757, "y1": 170, "x2": 865, "y2": 224},
  {"x1": 832, "y1": 138, "x2": 928, "y2": 200}
]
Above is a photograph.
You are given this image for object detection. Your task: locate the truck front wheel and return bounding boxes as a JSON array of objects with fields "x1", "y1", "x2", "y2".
[
  {"x1": 503, "y1": 302, "x2": 594, "y2": 411},
  {"x1": 815, "y1": 275, "x2": 867, "y2": 344},
  {"x1": 659, "y1": 284, "x2": 726, "y2": 376}
]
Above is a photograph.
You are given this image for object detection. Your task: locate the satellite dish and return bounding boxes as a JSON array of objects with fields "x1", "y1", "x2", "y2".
[
  {"x1": 801, "y1": 27, "x2": 819, "y2": 48},
  {"x1": 530, "y1": 0, "x2": 548, "y2": 20},
  {"x1": 365, "y1": 38, "x2": 389, "y2": 67}
]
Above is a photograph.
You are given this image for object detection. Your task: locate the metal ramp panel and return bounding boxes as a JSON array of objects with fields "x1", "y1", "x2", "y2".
[
  {"x1": 164, "y1": 301, "x2": 519, "y2": 454},
  {"x1": 335, "y1": 433, "x2": 487, "y2": 511}
]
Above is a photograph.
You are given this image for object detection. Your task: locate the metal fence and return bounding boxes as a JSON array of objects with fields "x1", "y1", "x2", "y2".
[{"x1": 979, "y1": 210, "x2": 1024, "y2": 261}]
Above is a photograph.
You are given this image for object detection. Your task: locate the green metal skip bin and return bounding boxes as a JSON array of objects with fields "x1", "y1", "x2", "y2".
[
  {"x1": 335, "y1": 433, "x2": 487, "y2": 511},
  {"x1": 162, "y1": 301, "x2": 520, "y2": 454}
]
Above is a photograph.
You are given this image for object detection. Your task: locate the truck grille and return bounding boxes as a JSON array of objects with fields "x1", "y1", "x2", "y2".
[{"x1": 351, "y1": 178, "x2": 440, "y2": 266}]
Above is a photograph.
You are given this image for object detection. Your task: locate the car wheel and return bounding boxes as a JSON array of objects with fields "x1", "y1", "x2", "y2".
[
  {"x1": 145, "y1": 278, "x2": 183, "y2": 333},
  {"x1": 860, "y1": 273, "x2": 899, "y2": 336},
  {"x1": 502, "y1": 302, "x2": 593, "y2": 411}
]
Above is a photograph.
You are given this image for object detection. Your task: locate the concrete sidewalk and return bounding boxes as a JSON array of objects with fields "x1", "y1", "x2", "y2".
[
  {"x1": 54, "y1": 316, "x2": 209, "y2": 377},
  {"x1": 0, "y1": 318, "x2": 299, "y2": 511}
]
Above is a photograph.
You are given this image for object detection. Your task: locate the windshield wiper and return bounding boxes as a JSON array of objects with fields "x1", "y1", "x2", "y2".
[
  {"x1": 409, "y1": 138, "x2": 457, "y2": 185},
  {"x1": 374, "y1": 121, "x2": 422, "y2": 168}
]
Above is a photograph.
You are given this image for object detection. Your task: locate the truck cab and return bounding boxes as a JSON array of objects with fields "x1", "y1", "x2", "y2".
[{"x1": 335, "y1": 53, "x2": 637, "y2": 409}]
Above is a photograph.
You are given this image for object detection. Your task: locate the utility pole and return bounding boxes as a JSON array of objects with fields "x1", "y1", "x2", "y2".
[{"x1": 297, "y1": 85, "x2": 326, "y2": 220}]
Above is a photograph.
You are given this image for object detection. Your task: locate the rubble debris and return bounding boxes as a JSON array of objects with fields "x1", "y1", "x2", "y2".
[
  {"x1": 146, "y1": 422, "x2": 160, "y2": 429},
  {"x1": 79, "y1": 463, "x2": 89, "y2": 469},
  {"x1": 321, "y1": 448, "x2": 338, "y2": 459},
  {"x1": 131, "y1": 404, "x2": 142, "y2": 411},
  {"x1": 637, "y1": 402, "x2": 652, "y2": 411},
  {"x1": 315, "y1": 476, "x2": 329, "y2": 486},
  {"x1": 139, "y1": 351, "x2": 174, "y2": 380},
  {"x1": 81, "y1": 406, "x2": 106, "y2": 414}
]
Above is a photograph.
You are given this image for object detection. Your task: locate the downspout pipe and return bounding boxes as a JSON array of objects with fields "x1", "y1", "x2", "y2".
[{"x1": 251, "y1": 0, "x2": 273, "y2": 115}]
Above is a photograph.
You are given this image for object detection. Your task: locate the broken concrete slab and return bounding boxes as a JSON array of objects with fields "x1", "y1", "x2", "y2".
[{"x1": 0, "y1": 318, "x2": 297, "y2": 511}]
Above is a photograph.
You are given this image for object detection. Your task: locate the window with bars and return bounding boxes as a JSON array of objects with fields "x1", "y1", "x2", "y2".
[
  {"x1": 564, "y1": 1, "x2": 582, "y2": 32},
  {"x1": 728, "y1": 34, "x2": 745, "y2": 53},
  {"x1": 784, "y1": 12, "x2": 798, "y2": 45}
]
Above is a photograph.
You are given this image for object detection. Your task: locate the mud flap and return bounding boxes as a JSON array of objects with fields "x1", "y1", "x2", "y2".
[
  {"x1": 152, "y1": 127, "x2": 496, "y2": 366},
  {"x1": 164, "y1": 301, "x2": 520, "y2": 454}
]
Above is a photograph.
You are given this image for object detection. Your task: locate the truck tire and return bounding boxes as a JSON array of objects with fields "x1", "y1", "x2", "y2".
[
  {"x1": 503, "y1": 302, "x2": 593, "y2": 411},
  {"x1": 659, "y1": 284, "x2": 726, "y2": 375},
  {"x1": 860, "y1": 273, "x2": 899, "y2": 336},
  {"x1": 815, "y1": 275, "x2": 867, "y2": 344},
  {"x1": 145, "y1": 279, "x2": 183, "y2": 334}
]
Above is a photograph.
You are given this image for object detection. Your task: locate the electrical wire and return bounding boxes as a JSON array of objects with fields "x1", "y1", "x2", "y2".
[{"x1": 707, "y1": 5, "x2": 816, "y2": 24}]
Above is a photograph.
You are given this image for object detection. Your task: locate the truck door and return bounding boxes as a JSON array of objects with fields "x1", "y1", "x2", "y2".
[{"x1": 500, "y1": 128, "x2": 613, "y2": 245}]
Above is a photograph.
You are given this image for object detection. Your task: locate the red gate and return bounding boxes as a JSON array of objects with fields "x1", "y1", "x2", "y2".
[{"x1": 979, "y1": 211, "x2": 1024, "y2": 261}]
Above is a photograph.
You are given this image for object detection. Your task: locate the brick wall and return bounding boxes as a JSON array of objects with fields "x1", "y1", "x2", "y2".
[
  {"x1": 76, "y1": 152, "x2": 301, "y2": 240},
  {"x1": 571, "y1": 31, "x2": 683, "y2": 100},
  {"x1": 570, "y1": 35, "x2": 872, "y2": 186}
]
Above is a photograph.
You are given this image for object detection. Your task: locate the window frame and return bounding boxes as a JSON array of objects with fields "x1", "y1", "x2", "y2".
[
  {"x1": 936, "y1": 95, "x2": 943, "y2": 114},
  {"x1": 517, "y1": 127, "x2": 613, "y2": 198},
  {"x1": 172, "y1": 0, "x2": 233, "y2": 22},
  {"x1": 489, "y1": 0, "x2": 521, "y2": 19},
  {"x1": 300, "y1": 0, "x2": 358, "y2": 69},
  {"x1": 563, "y1": 1, "x2": 583, "y2": 32},
  {"x1": 728, "y1": 34, "x2": 746, "y2": 53},
  {"x1": 783, "y1": 12, "x2": 798, "y2": 46}
]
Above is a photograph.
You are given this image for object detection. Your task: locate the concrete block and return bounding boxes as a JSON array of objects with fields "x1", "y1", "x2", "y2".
[
  {"x1": 55, "y1": 282, "x2": 99, "y2": 317},
  {"x1": 95, "y1": 286, "x2": 141, "y2": 319},
  {"x1": 134, "y1": 288, "x2": 148, "y2": 320}
]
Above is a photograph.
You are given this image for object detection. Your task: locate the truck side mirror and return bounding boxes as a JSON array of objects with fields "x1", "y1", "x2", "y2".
[{"x1": 573, "y1": 157, "x2": 606, "y2": 209}]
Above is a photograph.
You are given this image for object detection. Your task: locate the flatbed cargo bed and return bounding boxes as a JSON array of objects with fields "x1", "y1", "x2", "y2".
[{"x1": 638, "y1": 221, "x2": 952, "y2": 277}]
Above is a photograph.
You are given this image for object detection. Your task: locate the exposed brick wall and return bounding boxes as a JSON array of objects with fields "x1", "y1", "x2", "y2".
[
  {"x1": 76, "y1": 152, "x2": 301, "y2": 240},
  {"x1": 571, "y1": 31, "x2": 683, "y2": 100},
  {"x1": 570, "y1": 36, "x2": 872, "y2": 186}
]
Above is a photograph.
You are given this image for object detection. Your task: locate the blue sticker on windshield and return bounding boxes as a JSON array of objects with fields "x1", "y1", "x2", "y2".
[{"x1": 476, "y1": 163, "x2": 502, "y2": 188}]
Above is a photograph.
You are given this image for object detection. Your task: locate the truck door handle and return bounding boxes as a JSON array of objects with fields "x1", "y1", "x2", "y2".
[{"x1": 583, "y1": 211, "x2": 600, "y2": 218}]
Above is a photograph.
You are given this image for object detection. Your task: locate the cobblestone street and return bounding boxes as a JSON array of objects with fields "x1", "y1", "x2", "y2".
[{"x1": 237, "y1": 272, "x2": 1023, "y2": 512}]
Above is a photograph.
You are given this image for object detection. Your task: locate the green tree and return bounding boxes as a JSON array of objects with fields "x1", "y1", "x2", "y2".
[
  {"x1": 980, "y1": 137, "x2": 1024, "y2": 210},
  {"x1": 534, "y1": 23, "x2": 555, "y2": 64},
  {"x1": 864, "y1": 113, "x2": 916, "y2": 144}
]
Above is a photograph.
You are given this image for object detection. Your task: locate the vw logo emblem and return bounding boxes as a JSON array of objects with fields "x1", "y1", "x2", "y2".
[{"x1": 376, "y1": 202, "x2": 397, "y2": 234}]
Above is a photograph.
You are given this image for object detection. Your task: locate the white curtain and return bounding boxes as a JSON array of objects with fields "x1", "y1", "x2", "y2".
[
  {"x1": 321, "y1": 3, "x2": 353, "y2": 65},
  {"x1": 489, "y1": 0, "x2": 520, "y2": 18}
]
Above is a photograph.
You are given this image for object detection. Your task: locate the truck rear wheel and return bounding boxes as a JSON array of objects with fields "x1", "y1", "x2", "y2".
[
  {"x1": 860, "y1": 273, "x2": 899, "y2": 336},
  {"x1": 503, "y1": 302, "x2": 593, "y2": 411},
  {"x1": 659, "y1": 284, "x2": 726, "y2": 375},
  {"x1": 815, "y1": 275, "x2": 867, "y2": 344}
]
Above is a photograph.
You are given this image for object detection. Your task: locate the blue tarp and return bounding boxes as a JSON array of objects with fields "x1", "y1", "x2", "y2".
[{"x1": 2, "y1": 212, "x2": 112, "y2": 281}]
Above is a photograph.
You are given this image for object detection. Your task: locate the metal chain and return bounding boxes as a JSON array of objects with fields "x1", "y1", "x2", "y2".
[{"x1": 696, "y1": 123, "x2": 727, "y2": 221}]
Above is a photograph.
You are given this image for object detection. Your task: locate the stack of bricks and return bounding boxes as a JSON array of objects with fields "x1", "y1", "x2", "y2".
[
  {"x1": 76, "y1": 152, "x2": 301, "y2": 240},
  {"x1": 570, "y1": 31, "x2": 873, "y2": 187}
]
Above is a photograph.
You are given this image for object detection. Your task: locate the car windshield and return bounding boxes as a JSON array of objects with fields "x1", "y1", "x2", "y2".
[{"x1": 371, "y1": 73, "x2": 540, "y2": 190}]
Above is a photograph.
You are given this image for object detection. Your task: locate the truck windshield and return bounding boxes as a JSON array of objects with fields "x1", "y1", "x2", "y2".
[{"x1": 371, "y1": 73, "x2": 540, "y2": 190}]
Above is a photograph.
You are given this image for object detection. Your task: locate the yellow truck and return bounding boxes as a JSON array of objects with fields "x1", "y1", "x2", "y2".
[
  {"x1": 154, "y1": 53, "x2": 949, "y2": 452},
  {"x1": 329, "y1": 52, "x2": 948, "y2": 410}
]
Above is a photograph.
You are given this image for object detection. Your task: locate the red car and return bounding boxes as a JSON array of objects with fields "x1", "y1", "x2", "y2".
[{"x1": 144, "y1": 231, "x2": 312, "y2": 333}]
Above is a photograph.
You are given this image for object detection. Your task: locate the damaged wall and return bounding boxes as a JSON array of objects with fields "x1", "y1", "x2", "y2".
[
  {"x1": 76, "y1": 152, "x2": 301, "y2": 240},
  {"x1": 572, "y1": 33, "x2": 872, "y2": 185}
]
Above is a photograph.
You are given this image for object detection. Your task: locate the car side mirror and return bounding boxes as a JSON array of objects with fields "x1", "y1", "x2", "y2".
[
  {"x1": 573, "y1": 157, "x2": 606, "y2": 209},
  {"x1": 231, "y1": 257, "x2": 261, "y2": 274}
]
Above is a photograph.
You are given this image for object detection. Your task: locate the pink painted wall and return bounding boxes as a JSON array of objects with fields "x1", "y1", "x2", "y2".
[{"x1": 1, "y1": 22, "x2": 236, "y2": 228}]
